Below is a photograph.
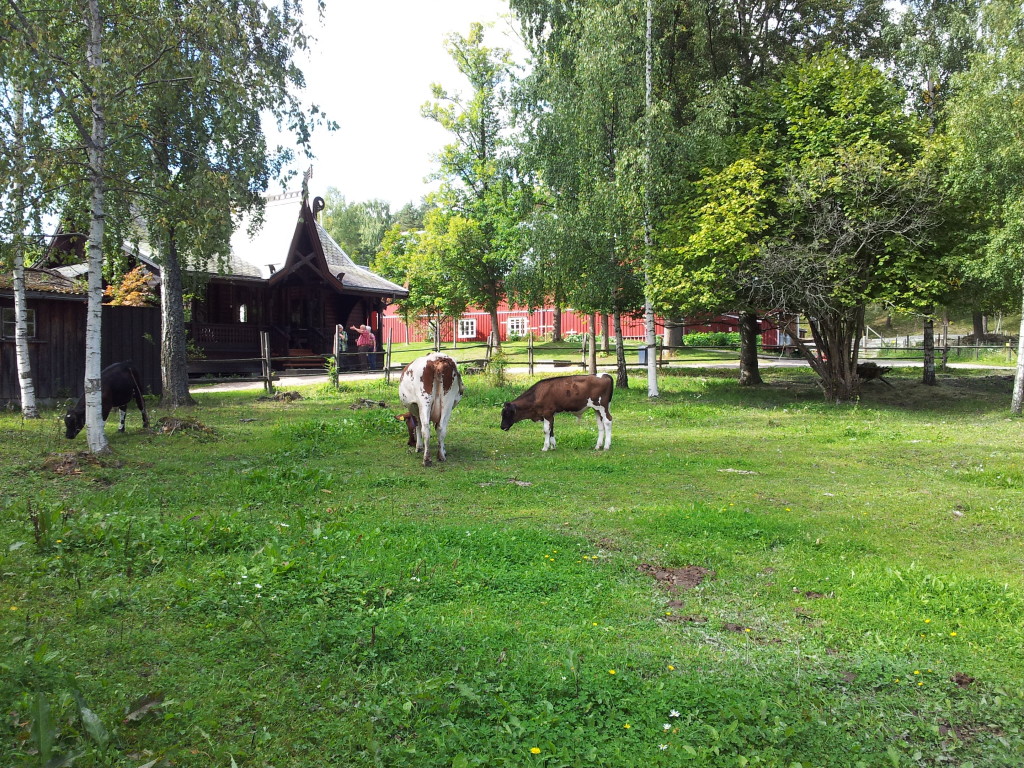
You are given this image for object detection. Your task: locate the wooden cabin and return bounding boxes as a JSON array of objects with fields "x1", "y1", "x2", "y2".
[
  {"x1": 186, "y1": 190, "x2": 407, "y2": 373},
  {"x1": 0, "y1": 268, "x2": 161, "y2": 406}
]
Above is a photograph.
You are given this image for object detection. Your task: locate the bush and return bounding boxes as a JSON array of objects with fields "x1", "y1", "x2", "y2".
[{"x1": 681, "y1": 331, "x2": 740, "y2": 347}]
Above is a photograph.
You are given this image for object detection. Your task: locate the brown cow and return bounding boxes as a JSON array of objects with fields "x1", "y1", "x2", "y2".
[
  {"x1": 500, "y1": 373, "x2": 613, "y2": 451},
  {"x1": 396, "y1": 353, "x2": 464, "y2": 466}
]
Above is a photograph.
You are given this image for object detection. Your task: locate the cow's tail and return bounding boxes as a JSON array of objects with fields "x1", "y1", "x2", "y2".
[{"x1": 430, "y1": 362, "x2": 444, "y2": 424}]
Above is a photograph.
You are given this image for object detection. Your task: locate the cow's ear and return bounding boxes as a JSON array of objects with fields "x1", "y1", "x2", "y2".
[{"x1": 395, "y1": 414, "x2": 407, "y2": 422}]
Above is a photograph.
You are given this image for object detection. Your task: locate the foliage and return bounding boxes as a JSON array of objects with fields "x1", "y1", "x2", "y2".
[
  {"x1": 103, "y1": 265, "x2": 156, "y2": 306},
  {"x1": 321, "y1": 188, "x2": 396, "y2": 265},
  {"x1": 681, "y1": 332, "x2": 741, "y2": 348}
]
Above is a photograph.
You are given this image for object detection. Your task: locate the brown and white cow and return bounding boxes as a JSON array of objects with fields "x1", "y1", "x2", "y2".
[
  {"x1": 397, "y1": 353, "x2": 465, "y2": 466},
  {"x1": 500, "y1": 373, "x2": 613, "y2": 451}
]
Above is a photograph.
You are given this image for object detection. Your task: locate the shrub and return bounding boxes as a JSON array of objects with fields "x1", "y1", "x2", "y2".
[{"x1": 681, "y1": 331, "x2": 740, "y2": 347}]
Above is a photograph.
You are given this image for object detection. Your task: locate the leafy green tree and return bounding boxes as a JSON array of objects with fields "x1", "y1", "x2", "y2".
[
  {"x1": 422, "y1": 23, "x2": 526, "y2": 348},
  {"x1": 746, "y1": 50, "x2": 933, "y2": 402},
  {"x1": 372, "y1": 211, "x2": 470, "y2": 338},
  {"x1": 946, "y1": 0, "x2": 1024, "y2": 413},
  {"x1": 322, "y1": 190, "x2": 395, "y2": 265}
]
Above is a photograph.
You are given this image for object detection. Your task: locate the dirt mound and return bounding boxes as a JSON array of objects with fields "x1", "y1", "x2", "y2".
[
  {"x1": 637, "y1": 563, "x2": 715, "y2": 593},
  {"x1": 157, "y1": 416, "x2": 213, "y2": 435},
  {"x1": 257, "y1": 391, "x2": 303, "y2": 402},
  {"x1": 43, "y1": 451, "x2": 106, "y2": 475}
]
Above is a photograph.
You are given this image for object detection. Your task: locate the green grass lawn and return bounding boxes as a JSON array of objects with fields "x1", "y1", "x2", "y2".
[{"x1": 2, "y1": 366, "x2": 1023, "y2": 767}]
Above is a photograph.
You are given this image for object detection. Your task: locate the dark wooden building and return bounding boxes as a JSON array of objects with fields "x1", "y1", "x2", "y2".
[
  {"x1": 0, "y1": 268, "x2": 161, "y2": 406},
  {"x1": 184, "y1": 190, "x2": 407, "y2": 371}
]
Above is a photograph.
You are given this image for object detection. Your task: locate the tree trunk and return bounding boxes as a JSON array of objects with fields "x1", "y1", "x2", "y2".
[
  {"x1": 601, "y1": 314, "x2": 610, "y2": 354},
  {"x1": 160, "y1": 227, "x2": 196, "y2": 407},
  {"x1": 972, "y1": 311, "x2": 986, "y2": 339},
  {"x1": 642, "y1": 0, "x2": 658, "y2": 398},
  {"x1": 664, "y1": 318, "x2": 683, "y2": 351},
  {"x1": 552, "y1": 303, "x2": 562, "y2": 342},
  {"x1": 84, "y1": 0, "x2": 109, "y2": 454},
  {"x1": 613, "y1": 309, "x2": 628, "y2": 389},
  {"x1": 489, "y1": 305, "x2": 501, "y2": 349},
  {"x1": 1011, "y1": 277, "x2": 1024, "y2": 415},
  {"x1": 588, "y1": 313, "x2": 597, "y2": 374},
  {"x1": 737, "y1": 310, "x2": 763, "y2": 386},
  {"x1": 10, "y1": 94, "x2": 38, "y2": 418},
  {"x1": 795, "y1": 309, "x2": 862, "y2": 403},
  {"x1": 12, "y1": 235, "x2": 39, "y2": 418},
  {"x1": 922, "y1": 312, "x2": 936, "y2": 386}
]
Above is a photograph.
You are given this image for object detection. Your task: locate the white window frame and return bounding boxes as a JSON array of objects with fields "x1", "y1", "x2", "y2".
[
  {"x1": 506, "y1": 316, "x2": 529, "y2": 337},
  {"x1": 458, "y1": 318, "x2": 477, "y2": 339},
  {"x1": 2, "y1": 307, "x2": 36, "y2": 339}
]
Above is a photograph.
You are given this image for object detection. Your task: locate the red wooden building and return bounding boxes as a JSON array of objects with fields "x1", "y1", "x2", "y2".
[{"x1": 381, "y1": 301, "x2": 767, "y2": 346}]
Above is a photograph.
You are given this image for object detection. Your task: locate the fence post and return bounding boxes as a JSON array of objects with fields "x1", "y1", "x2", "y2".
[
  {"x1": 528, "y1": 332, "x2": 534, "y2": 376},
  {"x1": 260, "y1": 331, "x2": 273, "y2": 394},
  {"x1": 941, "y1": 346, "x2": 948, "y2": 370},
  {"x1": 332, "y1": 324, "x2": 341, "y2": 388},
  {"x1": 385, "y1": 330, "x2": 393, "y2": 385}
]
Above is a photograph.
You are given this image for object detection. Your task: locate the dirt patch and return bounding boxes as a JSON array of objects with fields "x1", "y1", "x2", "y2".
[
  {"x1": 350, "y1": 398, "x2": 388, "y2": 410},
  {"x1": 637, "y1": 563, "x2": 714, "y2": 593},
  {"x1": 257, "y1": 391, "x2": 303, "y2": 402},
  {"x1": 663, "y1": 609, "x2": 708, "y2": 624},
  {"x1": 793, "y1": 588, "x2": 832, "y2": 599},
  {"x1": 951, "y1": 673, "x2": 975, "y2": 688},
  {"x1": 157, "y1": 416, "x2": 214, "y2": 435},
  {"x1": 43, "y1": 451, "x2": 113, "y2": 475},
  {"x1": 722, "y1": 622, "x2": 747, "y2": 633}
]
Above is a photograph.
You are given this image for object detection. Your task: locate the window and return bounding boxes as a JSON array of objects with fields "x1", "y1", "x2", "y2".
[
  {"x1": 507, "y1": 317, "x2": 529, "y2": 337},
  {"x1": 458, "y1": 318, "x2": 477, "y2": 339},
  {"x1": 1, "y1": 307, "x2": 36, "y2": 339},
  {"x1": 238, "y1": 303, "x2": 248, "y2": 323}
]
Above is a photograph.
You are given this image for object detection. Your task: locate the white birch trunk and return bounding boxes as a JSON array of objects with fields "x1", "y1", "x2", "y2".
[
  {"x1": 1011, "y1": 275, "x2": 1024, "y2": 415},
  {"x1": 13, "y1": 239, "x2": 39, "y2": 418},
  {"x1": 84, "y1": 0, "x2": 109, "y2": 453},
  {"x1": 11, "y1": 96, "x2": 39, "y2": 418},
  {"x1": 643, "y1": 0, "x2": 659, "y2": 397}
]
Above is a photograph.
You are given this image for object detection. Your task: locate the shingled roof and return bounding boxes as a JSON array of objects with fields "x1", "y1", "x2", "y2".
[
  {"x1": 228, "y1": 190, "x2": 407, "y2": 297},
  {"x1": 0, "y1": 268, "x2": 84, "y2": 296}
]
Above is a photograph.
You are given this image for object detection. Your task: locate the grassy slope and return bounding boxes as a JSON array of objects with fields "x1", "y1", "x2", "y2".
[{"x1": 1, "y1": 367, "x2": 1022, "y2": 767}]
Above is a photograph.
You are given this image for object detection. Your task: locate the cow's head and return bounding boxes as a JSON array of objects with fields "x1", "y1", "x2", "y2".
[
  {"x1": 396, "y1": 411, "x2": 418, "y2": 446},
  {"x1": 64, "y1": 410, "x2": 85, "y2": 439},
  {"x1": 500, "y1": 402, "x2": 517, "y2": 431}
]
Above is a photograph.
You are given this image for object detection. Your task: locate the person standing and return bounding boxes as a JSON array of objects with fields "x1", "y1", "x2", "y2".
[{"x1": 349, "y1": 323, "x2": 376, "y2": 370}]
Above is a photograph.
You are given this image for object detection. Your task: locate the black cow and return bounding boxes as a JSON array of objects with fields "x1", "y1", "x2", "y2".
[{"x1": 64, "y1": 361, "x2": 151, "y2": 439}]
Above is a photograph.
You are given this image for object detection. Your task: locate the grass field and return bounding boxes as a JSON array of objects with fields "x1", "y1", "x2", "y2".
[{"x1": 2, "y1": 366, "x2": 1023, "y2": 767}]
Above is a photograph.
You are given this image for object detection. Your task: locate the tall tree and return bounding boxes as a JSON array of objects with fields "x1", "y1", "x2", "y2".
[
  {"x1": 747, "y1": 50, "x2": 934, "y2": 402},
  {"x1": 132, "y1": 0, "x2": 326, "y2": 408},
  {"x1": 889, "y1": 0, "x2": 980, "y2": 385},
  {"x1": 422, "y1": 23, "x2": 525, "y2": 348},
  {"x1": 946, "y1": 0, "x2": 1024, "y2": 414}
]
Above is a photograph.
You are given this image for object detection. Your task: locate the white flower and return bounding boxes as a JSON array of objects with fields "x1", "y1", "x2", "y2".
[
  {"x1": 670, "y1": 710, "x2": 680, "y2": 718},
  {"x1": 659, "y1": 744, "x2": 668, "y2": 750},
  {"x1": 255, "y1": 584, "x2": 262, "y2": 589},
  {"x1": 663, "y1": 723, "x2": 671, "y2": 730}
]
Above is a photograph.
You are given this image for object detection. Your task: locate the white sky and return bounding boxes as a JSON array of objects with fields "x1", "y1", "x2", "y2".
[{"x1": 271, "y1": 0, "x2": 529, "y2": 210}]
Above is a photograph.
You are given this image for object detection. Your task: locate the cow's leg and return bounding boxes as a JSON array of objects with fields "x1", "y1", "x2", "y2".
[
  {"x1": 418, "y1": 400, "x2": 433, "y2": 466},
  {"x1": 595, "y1": 406, "x2": 612, "y2": 450},
  {"x1": 118, "y1": 406, "x2": 128, "y2": 432},
  {"x1": 542, "y1": 417, "x2": 556, "y2": 451},
  {"x1": 436, "y1": 412, "x2": 452, "y2": 463},
  {"x1": 134, "y1": 389, "x2": 150, "y2": 428}
]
